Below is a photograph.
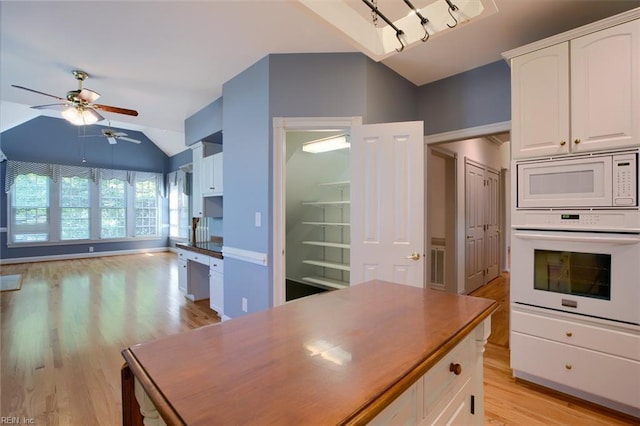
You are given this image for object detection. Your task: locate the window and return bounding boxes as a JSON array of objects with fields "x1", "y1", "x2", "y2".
[
  {"x1": 100, "y1": 179, "x2": 127, "y2": 239},
  {"x1": 60, "y1": 176, "x2": 90, "y2": 240},
  {"x1": 6, "y1": 161, "x2": 163, "y2": 246},
  {"x1": 11, "y1": 173, "x2": 49, "y2": 242},
  {"x1": 135, "y1": 179, "x2": 158, "y2": 236},
  {"x1": 168, "y1": 170, "x2": 189, "y2": 239}
]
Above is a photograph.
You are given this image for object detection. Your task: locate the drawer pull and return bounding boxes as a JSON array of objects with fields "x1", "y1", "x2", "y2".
[
  {"x1": 559, "y1": 140, "x2": 566, "y2": 146},
  {"x1": 449, "y1": 363, "x2": 462, "y2": 376},
  {"x1": 566, "y1": 331, "x2": 572, "y2": 337},
  {"x1": 565, "y1": 364, "x2": 572, "y2": 370}
]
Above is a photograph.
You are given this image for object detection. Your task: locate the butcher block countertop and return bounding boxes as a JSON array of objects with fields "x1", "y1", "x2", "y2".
[
  {"x1": 176, "y1": 242, "x2": 223, "y2": 259},
  {"x1": 121, "y1": 280, "x2": 497, "y2": 425}
]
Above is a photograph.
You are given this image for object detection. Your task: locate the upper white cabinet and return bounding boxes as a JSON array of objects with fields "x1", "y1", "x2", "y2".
[
  {"x1": 202, "y1": 152, "x2": 223, "y2": 196},
  {"x1": 509, "y1": 18, "x2": 640, "y2": 159},
  {"x1": 191, "y1": 143, "x2": 204, "y2": 217}
]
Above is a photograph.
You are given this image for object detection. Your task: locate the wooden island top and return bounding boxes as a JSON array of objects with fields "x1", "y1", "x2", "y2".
[{"x1": 121, "y1": 280, "x2": 498, "y2": 425}]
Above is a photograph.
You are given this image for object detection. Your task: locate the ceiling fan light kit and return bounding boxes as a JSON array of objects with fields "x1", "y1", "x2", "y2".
[{"x1": 12, "y1": 69, "x2": 139, "y2": 126}]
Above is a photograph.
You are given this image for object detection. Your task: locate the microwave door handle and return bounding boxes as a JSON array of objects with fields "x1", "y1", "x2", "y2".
[{"x1": 513, "y1": 232, "x2": 640, "y2": 245}]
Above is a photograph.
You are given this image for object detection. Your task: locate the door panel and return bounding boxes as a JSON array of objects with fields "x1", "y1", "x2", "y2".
[
  {"x1": 465, "y1": 161, "x2": 485, "y2": 293},
  {"x1": 351, "y1": 121, "x2": 424, "y2": 287},
  {"x1": 485, "y1": 169, "x2": 500, "y2": 282}
]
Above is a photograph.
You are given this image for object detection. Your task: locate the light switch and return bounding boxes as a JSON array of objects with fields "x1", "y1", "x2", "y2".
[{"x1": 255, "y1": 212, "x2": 261, "y2": 227}]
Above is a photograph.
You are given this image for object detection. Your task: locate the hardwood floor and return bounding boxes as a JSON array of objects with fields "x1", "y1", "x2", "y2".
[{"x1": 0, "y1": 256, "x2": 637, "y2": 425}]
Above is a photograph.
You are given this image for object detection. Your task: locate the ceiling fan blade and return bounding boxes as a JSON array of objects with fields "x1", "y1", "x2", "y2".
[
  {"x1": 11, "y1": 85, "x2": 65, "y2": 101},
  {"x1": 78, "y1": 88, "x2": 100, "y2": 103},
  {"x1": 113, "y1": 132, "x2": 128, "y2": 137},
  {"x1": 118, "y1": 137, "x2": 141, "y2": 144},
  {"x1": 93, "y1": 104, "x2": 138, "y2": 117},
  {"x1": 31, "y1": 103, "x2": 67, "y2": 110},
  {"x1": 107, "y1": 137, "x2": 117, "y2": 145}
]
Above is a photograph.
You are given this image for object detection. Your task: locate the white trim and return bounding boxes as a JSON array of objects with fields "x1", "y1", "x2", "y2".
[
  {"x1": 222, "y1": 246, "x2": 267, "y2": 266},
  {"x1": 423, "y1": 121, "x2": 511, "y2": 145},
  {"x1": 502, "y1": 8, "x2": 640, "y2": 60},
  {"x1": 272, "y1": 116, "x2": 362, "y2": 308},
  {"x1": 0, "y1": 247, "x2": 169, "y2": 265},
  {"x1": 221, "y1": 314, "x2": 232, "y2": 322},
  {"x1": 0, "y1": 227, "x2": 7, "y2": 233}
]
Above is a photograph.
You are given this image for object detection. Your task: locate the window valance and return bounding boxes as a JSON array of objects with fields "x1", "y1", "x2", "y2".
[
  {"x1": 5, "y1": 160, "x2": 165, "y2": 197},
  {"x1": 166, "y1": 170, "x2": 189, "y2": 196}
]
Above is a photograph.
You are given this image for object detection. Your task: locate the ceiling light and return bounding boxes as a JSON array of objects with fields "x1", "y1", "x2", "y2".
[
  {"x1": 61, "y1": 106, "x2": 101, "y2": 126},
  {"x1": 302, "y1": 135, "x2": 349, "y2": 154}
]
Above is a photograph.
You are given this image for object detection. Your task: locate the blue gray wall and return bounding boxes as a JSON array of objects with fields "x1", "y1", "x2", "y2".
[
  {"x1": 184, "y1": 97, "x2": 223, "y2": 146},
  {"x1": 221, "y1": 52, "x2": 420, "y2": 319},
  {"x1": 168, "y1": 148, "x2": 192, "y2": 171},
  {"x1": 417, "y1": 60, "x2": 510, "y2": 135},
  {"x1": 0, "y1": 116, "x2": 170, "y2": 260}
]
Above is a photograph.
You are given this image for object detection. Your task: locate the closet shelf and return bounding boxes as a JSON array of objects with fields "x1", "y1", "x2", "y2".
[
  {"x1": 302, "y1": 221, "x2": 350, "y2": 227},
  {"x1": 302, "y1": 200, "x2": 350, "y2": 207},
  {"x1": 302, "y1": 241, "x2": 350, "y2": 249},
  {"x1": 302, "y1": 276, "x2": 349, "y2": 290},
  {"x1": 302, "y1": 260, "x2": 350, "y2": 271}
]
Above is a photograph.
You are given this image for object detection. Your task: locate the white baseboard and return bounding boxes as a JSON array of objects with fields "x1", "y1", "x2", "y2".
[{"x1": 0, "y1": 247, "x2": 170, "y2": 265}]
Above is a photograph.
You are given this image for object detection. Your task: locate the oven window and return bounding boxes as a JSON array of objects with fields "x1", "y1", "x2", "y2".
[{"x1": 533, "y1": 249, "x2": 611, "y2": 300}]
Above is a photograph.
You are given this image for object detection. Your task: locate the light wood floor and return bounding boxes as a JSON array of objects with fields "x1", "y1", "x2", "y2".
[{"x1": 0, "y1": 254, "x2": 637, "y2": 425}]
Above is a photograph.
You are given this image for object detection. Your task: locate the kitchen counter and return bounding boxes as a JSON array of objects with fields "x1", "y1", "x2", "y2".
[
  {"x1": 176, "y1": 242, "x2": 223, "y2": 259},
  {"x1": 121, "y1": 280, "x2": 497, "y2": 425}
]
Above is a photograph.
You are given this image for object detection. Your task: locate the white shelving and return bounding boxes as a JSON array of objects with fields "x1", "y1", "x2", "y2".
[{"x1": 300, "y1": 180, "x2": 350, "y2": 290}]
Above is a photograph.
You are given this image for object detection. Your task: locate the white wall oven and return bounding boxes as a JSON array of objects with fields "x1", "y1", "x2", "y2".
[{"x1": 511, "y1": 227, "x2": 640, "y2": 325}]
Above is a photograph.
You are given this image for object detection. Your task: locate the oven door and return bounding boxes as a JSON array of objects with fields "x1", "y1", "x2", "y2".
[
  {"x1": 511, "y1": 229, "x2": 640, "y2": 325},
  {"x1": 517, "y1": 155, "x2": 612, "y2": 208}
]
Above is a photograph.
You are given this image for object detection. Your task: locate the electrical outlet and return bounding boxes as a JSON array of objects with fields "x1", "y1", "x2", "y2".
[
  {"x1": 88, "y1": 246, "x2": 94, "y2": 253},
  {"x1": 242, "y1": 297, "x2": 248, "y2": 312}
]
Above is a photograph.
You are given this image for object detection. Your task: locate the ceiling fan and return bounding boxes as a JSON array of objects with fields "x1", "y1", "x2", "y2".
[
  {"x1": 12, "y1": 70, "x2": 138, "y2": 125},
  {"x1": 100, "y1": 127, "x2": 141, "y2": 145}
]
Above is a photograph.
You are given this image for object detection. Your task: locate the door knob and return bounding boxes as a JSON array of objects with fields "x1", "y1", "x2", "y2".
[
  {"x1": 467, "y1": 235, "x2": 473, "y2": 239},
  {"x1": 406, "y1": 252, "x2": 421, "y2": 261}
]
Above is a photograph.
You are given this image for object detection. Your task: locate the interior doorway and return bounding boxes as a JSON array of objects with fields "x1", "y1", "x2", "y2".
[{"x1": 425, "y1": 125, "x2": 510, "y2": 294}]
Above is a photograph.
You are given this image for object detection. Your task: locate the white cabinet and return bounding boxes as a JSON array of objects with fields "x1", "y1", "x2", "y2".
[
  {"x1": 511, "y1": 305, "x2": 640, "y2": 415},
  {"x1": 510, "y1": 19, "x2": 640, "y2": 159},
  {"x1": 369, "y1": 318, "x2": 490, "y2": 426},
  {"x1": 209, "y1": 258, "x2": 224, "y2": 316},
  {"x1": 178, "y1": 252, "x2": 187, "y2": 293},
  {"x1": 202, "y1": 152, "x2": 223, "y2": 196},
  {"x1": 300, "y1": 181, "x2": 350, "y2": 290}
]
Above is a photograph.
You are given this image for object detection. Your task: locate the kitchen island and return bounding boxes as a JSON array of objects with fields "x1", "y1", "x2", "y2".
[{"x1": 121, "y1": 280, "x2": 497, "y2": 425}]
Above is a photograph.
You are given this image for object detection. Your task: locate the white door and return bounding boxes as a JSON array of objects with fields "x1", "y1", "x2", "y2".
[
  {"x1": 465, "y1": 161, "x2": 485, "y2": 293},
  {"x1": 485, "y1": 168, "x2": 500, "y2": 283},
  {"x1": 350, "y1": 121, "x2": 424, "y2": 287}
]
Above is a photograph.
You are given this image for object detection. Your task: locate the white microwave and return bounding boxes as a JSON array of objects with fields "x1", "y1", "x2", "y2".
[{"x1": 516, "y1": 149, "x2": 638, "y2": 209}]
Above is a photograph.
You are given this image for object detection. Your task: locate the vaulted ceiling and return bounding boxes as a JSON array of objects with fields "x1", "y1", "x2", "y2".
[{"x1": 1, "y1": 1, "x2": 637, "y2": 156}]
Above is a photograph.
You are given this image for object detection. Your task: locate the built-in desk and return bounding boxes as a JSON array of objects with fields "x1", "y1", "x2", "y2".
[{"x1": 121, "y1": 280, "x2": 497, "y2": 425}]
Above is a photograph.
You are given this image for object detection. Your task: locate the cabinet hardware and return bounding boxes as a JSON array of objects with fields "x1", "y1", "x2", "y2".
[
  {"x1": 449, "y1": 363, "x2": 462, "y2": 375},
  {"x1": 467, "y1": 235, "x2": 473, "y2": 239},
  {"x1": 565, "y1": 364, "x2": 572, "y2": 370},
  {"x1": 573, "y1": 138, "x2": 581, "y2": 144},
  {"x1": 566, "y1": 331, "x2": 572, "y2": 337},
  {"x1": 560, "y1": 140, "x2": 567, "y2": 146}
]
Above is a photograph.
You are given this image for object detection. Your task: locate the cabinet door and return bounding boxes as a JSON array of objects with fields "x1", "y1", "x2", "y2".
[
  {"x1": 209, "y1": 260, "x2": 223, "y2": 314},
  {"x1": 212, "y1": 152, "x2": 223, "y2": 195},
  {"x1": 201, "y1": 155, "x2": 215, "y2": 195},
  {"x1": 511, "y1": 43, "x2": 570, "y2": 159},
  {"x1": 571, "y1": 19, "x2": 640, "y2": 153},
  {"x1": 178, "y1": 258, "x2": 188, "y2": 293}
]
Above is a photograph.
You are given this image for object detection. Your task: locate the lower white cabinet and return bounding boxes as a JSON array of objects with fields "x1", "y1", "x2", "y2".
[
  {"x1": 178, "y1": 257, "x2": 187, "y2": 293},
  {"x1": 511, "y1": 305, "x2": 640, "y2": 416},
  {"x1": 369, "y1": 318, "x2": 490, "y2": 425},
  {"x1": 209, "y1": 258, "x2": 224, "y2": 316}
]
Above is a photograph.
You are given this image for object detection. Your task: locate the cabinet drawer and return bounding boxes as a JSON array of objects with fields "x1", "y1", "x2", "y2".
[
  {"x1": 422, "y1": 332, "x2": 476, "y2": 418},
  {"x1": 183, "y1": 250, "x2": 209, "y2": 265},
  {"x1": 369, "y1": 381, "x2": 417, "y2": 426},
  {"x1": 512, "y1": 309, "x2": 640, "y2": 360},
  {"x1": 511, "y1": 332, "x2": 640, "y2": 408},
  {"x1": 209, "y1": 258, "x2": 223, "y2": 273}
]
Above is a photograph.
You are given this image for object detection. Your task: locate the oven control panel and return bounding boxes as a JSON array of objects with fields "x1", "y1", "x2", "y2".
[
  {"x1": 513, "y1": 210, "x2": 640, "y2": 231},
  {"x1": 613, "y1": 152, "x2": 637, "y2": 206}
]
